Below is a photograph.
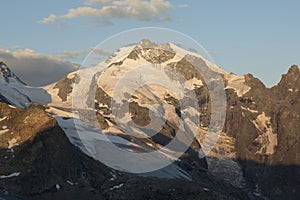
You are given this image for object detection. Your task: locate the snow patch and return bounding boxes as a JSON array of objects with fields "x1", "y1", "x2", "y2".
[
  {"x1": 0, "y1": 116, "x2": 7, "y2": 121},
  {"x1": 185, "y1": 77, "x2": 203, "y2": 90},
  {"x1": 8, "y1": 138, "x2": 18, "y2": 149},
  {"x1": 0, "y1": 129, "x2": 9, "y2": 135},
  {"x1": 225, "y1": 74, "x2": 251, "y2": 97},
  {"x1": 66, "y1": 180, "x2": 74, "y2": 185},
  {"x1": 56, "y1": 184, "x2": 61, "y2": 190},
  {"x1": 109, "y1": 171, "x2": 117, "y2": 181},
  {"x1": 288, "y1": 88, "x2": 299, "y2": 92},
  {"x1": 54, "y1": 115, "x2": 191, "y2": 180},
  {"x1": 203, "y1": 132, "x2": 246, "y2": 188},
  {"x1": 46, "y1": 106, "x2": 75, "y2": 118},
  {"x1": 106, "y1": 45, "x2": 136, "y2": 66},
  {"x1": 0, "y1": 172, "x2": 20, "y2": 179},
  {"x1": 110, "y1": 183, "x2": 124, "y2": 191},
  {"x1": 67, "y1": 72, "x2": 76, "y2": 79},
  {"x1": 0, "y1": 86, "x2": 31, "y2": 108},
  {"x1": 241, "y1": 106, "x2": 258, "y2": 113},
  {"x1": 23, "y1": 116, "x2": 29, "y2": 123},
  {"x1": 253, "y1": 112, "x2": 278, "y2": 155}
]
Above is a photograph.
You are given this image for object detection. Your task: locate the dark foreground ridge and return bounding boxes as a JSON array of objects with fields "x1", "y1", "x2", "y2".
[{"x1": 0, "y1": 103, "x2": 248, "y2": 200}]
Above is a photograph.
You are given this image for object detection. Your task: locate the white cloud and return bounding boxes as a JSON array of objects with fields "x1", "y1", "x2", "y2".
[
  {"x1": 91, "y1": 48, "x2": 113, "y2": 56},
  {"x1": 54, "y1": 50, "x2": 87, "y2": 59},
  {"x1": 53, "y1": 48, "x2": 113, "y2": 60},
  {"x1": 61, "y1": 7, "x2": 101, "y2": 19},
  {"x1": 39, "y1": 0, "x2": 173, "y2": 24},
  {"x1": 39, "y1": 14, "x2": 58, "y2": 24},
  {"x1": 0, "y1": 48, "x2": 78, "y2": 86},
  {"x1": 0, "y1": 46, "x2": 117, "y2": 86}
]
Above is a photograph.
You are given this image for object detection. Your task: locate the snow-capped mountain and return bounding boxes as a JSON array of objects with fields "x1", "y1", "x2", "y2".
[
  {"x1": 45, "y1": 39, "x2": 250, "y2": 107},
  {"x1": 0, "y1": 40, "x2": 299, "y2": 200},
  {"x1": 0, "y1": 62, "x2": 51, "y2": 108},
  {"x1": 43, "y1": 40, "x2": 253, "y2": 185},
  {"x1": 0, "y1": 61, "x2": 26, "y2": 85},
  {"x1": 0, "y1": 62, "x2": 30, "y2": 107}
]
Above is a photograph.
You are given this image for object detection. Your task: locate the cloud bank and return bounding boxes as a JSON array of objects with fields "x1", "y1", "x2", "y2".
[
  {"x1": 39, "y1": 0, "x2": 173, "y2": 24},
  {"x1": 0, "y1": 48, "x2": 78, "y2": 86}
]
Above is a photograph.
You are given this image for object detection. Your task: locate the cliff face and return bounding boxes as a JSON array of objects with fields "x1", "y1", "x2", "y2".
[{"x1": 221, "y1": 66, "x2": 300, "y2": 199}]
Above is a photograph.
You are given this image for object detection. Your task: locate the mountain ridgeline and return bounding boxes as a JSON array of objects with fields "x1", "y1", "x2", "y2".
[{"x1": 0, "y1": 40, "x2": 299, "y2": 200}]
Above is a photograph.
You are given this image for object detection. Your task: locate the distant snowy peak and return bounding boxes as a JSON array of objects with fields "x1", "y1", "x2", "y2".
[
  {"x1": 0, "y1": 61, "x2": 26, "y2": 85},
  {"x1": 0, "y1": 61, "x2": 13, "y2": 78},
  {"x1": 0, "y1": 61, "x2": 51, "y2": 108},
  {"x1": 48, "y1": 40, "x2": 251, "y2": 107},
  {"x1": 0, "y1": 62, "x2": 30, "y2": 107}
]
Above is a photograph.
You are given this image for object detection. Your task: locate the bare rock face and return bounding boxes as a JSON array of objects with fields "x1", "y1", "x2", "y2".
[
  {"x1": 53, "y1": 74, "x2": 76, "y2": 102},
  {"x1": 222, "y1": 65, "x2": 300, "y2": 199},
  {"x1": 0, "y1": 104, "x2": 54, "y2": 149},
  {"x1": 127, "y1": 39, "x2": 176, "y2": 63}
]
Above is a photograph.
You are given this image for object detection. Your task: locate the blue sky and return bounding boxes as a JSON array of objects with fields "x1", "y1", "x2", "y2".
[{"x1": 1, "y1": 0, "x2": 299, "y2": 86}]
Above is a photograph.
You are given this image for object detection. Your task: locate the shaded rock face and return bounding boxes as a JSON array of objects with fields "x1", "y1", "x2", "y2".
[
  {"x1": 0, "y1": 103, "x2": 248, "y2": 200},
  {"x1": 222, "y1": 66, "x2": 300, "y2": 199}
]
